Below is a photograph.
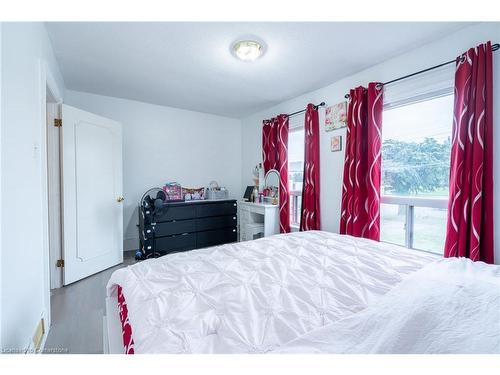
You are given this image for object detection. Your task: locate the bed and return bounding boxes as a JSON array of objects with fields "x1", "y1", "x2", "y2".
[{"x1": 105, "y1": 230, "x2": 500, "y2": 354}]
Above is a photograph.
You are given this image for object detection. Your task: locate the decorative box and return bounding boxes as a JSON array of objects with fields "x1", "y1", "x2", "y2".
[
  {"x1": 182, "y1": 187, "x2": 205, "y2": 201},
  {"x1": 163, "y1": 182, "x2": 183, "y2": 202}
]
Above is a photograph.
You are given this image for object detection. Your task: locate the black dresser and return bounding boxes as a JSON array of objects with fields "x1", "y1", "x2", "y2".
[{"x1": 139, "y1": 199, "x2": 237, "y2": 258}]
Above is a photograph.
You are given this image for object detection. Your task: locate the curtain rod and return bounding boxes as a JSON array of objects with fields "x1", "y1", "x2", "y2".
[
  {"x1": 286, "y1": 102, "x2": 326, "y2": 118},
  {"x1": 344, "y1": 43, "x2": 499, "y2": 99}
]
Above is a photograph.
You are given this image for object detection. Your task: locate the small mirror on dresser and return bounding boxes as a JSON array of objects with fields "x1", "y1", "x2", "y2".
[{"x1": 263, "y1": 169, "x2": 280, "y2": 205}]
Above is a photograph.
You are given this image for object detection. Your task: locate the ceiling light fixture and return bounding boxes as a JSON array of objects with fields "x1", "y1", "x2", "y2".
[{"x1": 232, "y1": 39, "x2": 264, "y2": 62}]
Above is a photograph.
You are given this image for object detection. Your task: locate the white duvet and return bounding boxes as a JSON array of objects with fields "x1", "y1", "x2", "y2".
[
  {"x1": 107, "y1": 231, "x2": 439, "y2": 353},
  {"x1": 277, "y1": 258, "x2": 500, "y2": 354}
]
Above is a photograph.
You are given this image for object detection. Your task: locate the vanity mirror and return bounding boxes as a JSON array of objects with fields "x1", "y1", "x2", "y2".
[{"x1": 263, "y1": 169, "x2": 279, "y2": 205}]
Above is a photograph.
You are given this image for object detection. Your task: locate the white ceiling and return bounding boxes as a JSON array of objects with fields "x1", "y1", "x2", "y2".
[{"x1": 46, "y1": 22, "x2": 472, "y2": 118}]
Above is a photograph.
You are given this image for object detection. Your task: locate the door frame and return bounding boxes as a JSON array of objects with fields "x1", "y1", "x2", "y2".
[
  {"x1": 39, "y1": 59, "x2": 63, "y2": 331},
  {"x1": 46, "y1": 101, "x2": 62, "y2": 289}
]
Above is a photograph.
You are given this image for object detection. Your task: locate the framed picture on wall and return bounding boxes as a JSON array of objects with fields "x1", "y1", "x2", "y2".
[
  {"x1": 325, "y1": 102, "x2": 347, "y2": 131},
  {"x1": 331, "y1": 135, "x2": 342, "y2": 152}
]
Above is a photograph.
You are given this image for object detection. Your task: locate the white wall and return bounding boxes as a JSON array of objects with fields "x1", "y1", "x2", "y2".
[
  {"x1": 241, "y1": 22, "x2": 500, "y2": 264},
  {"x1": 1, "y1": 23, "x2": 65, "y2": 350},
  {"x1": 65, "y1": 90, "x2": 242, "y2": 251}
]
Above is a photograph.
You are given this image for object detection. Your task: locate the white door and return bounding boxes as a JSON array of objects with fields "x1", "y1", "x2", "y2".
[{"x1": 61, "y1": 104, "x2": 123, "y2": 285}]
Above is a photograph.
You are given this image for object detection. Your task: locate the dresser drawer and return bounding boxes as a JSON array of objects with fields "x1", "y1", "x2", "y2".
[
  {"x1": 195, "y1": 201, "x2": 237, "y2": 218},
  {"x1": 154, "y1": 219, "x2": 196, "y2": 237},
  {"x1": 197, "y1": 227, "x2": 237, "y2": 248},
  {"x1": 196, "y1": 215, "x2": 237, "y2": 231},
  {"x1": 154, "y1": 205, "x2": 196, "y2": 222},
  {"x1": 155, "y1": 233, "x2": 196, "y2": 253}
]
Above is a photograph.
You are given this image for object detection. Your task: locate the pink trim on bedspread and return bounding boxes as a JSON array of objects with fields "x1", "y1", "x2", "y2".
[{"x1": 117, "y1": 286, "x2": 135, "y2": 354}]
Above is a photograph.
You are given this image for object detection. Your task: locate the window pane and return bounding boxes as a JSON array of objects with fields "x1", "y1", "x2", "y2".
[
  {"x1": 382, "y1": 95, "x2": 453, "y2": 198},
  {"x1": 413, "y1": 207, "x2": 447, "y2": 254},
  {"x1": 288, "y1": 126, "x2": 304, "y2": 226},
  {"x1": 380, "y1": 203, "x2": 406, "y2": 247},
  {"x1": 288, "y1": 128, "x2": 304, "y2": 191}
]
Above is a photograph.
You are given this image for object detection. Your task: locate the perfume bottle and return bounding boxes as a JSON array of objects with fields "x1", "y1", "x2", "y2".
[{"x1": 252, "y1": 186, "x2": 258, "y2": 203}]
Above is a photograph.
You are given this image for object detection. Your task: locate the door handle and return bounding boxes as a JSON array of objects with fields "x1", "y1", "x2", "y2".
[{"x1": 117, "y1": 196, "x2": 125, "y2": 203}]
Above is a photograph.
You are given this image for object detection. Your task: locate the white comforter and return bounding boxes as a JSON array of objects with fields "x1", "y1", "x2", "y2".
[
  {"x1": 277, "y1": 258, "x2": 500, "y2": 354},
  {"x1": 107, "y1": 231, "x2": 437, "y2": 353}
]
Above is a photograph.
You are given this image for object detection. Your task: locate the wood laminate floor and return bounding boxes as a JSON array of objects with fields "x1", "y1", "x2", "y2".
[{"x1": 44, "y1": 254, "x2": 136, "y2": 354}]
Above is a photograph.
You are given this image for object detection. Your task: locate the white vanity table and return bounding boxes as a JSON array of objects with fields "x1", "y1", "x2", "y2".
[
  {"x1": 237, "y1": 201, "x2": 279, "y2": 241},
  {"x1": 239, "y1": 168, "x2": 280, "y2": 241}
]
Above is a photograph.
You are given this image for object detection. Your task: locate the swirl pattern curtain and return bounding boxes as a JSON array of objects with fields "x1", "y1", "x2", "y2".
[
  {"x1": 340, "y1": 83, "x2": 383, "y2": 241},
  {"x1": 262, "y1": 115, "x2": 290, "y2": 233},
  {"x1": 444, "y1": 41, "x2": 494, "y2": 264},
  {"x1": 300, "y1": 104, "x2": 321, "y2": 231}
]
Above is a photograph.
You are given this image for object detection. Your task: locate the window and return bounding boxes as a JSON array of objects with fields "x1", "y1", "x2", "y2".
[
  {"x1": 381, "y1": 94, "x2": 453, "y2": 254},
  {"x1": 288, "y1": 114, "x2": 305, "y2": 228}
]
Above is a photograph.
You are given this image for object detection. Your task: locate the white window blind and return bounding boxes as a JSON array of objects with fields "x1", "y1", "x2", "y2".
[
  {"x1": 383, "y1": 63, "x2": 455, "y2": 110},
  {"x1": 289, "y1": 112, "x2": 305, "y2": 130}
]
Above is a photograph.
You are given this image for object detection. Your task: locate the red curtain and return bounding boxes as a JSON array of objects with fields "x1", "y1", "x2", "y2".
[
  {"x1": 262, "y1": 114, "x2": 290, "y2": 233},
  {"x1": 340, "y1": 83, "x2": 383, "y2": 240},
  {"x1": 444, "y1": 41, "x2": 494, "y2": 264},
  {"x1": 300, "y1": 104, "x2": 321, "y2": 231},
  {"x1": 262, "y1": 118, "x2": 278, "y2": 172}
]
